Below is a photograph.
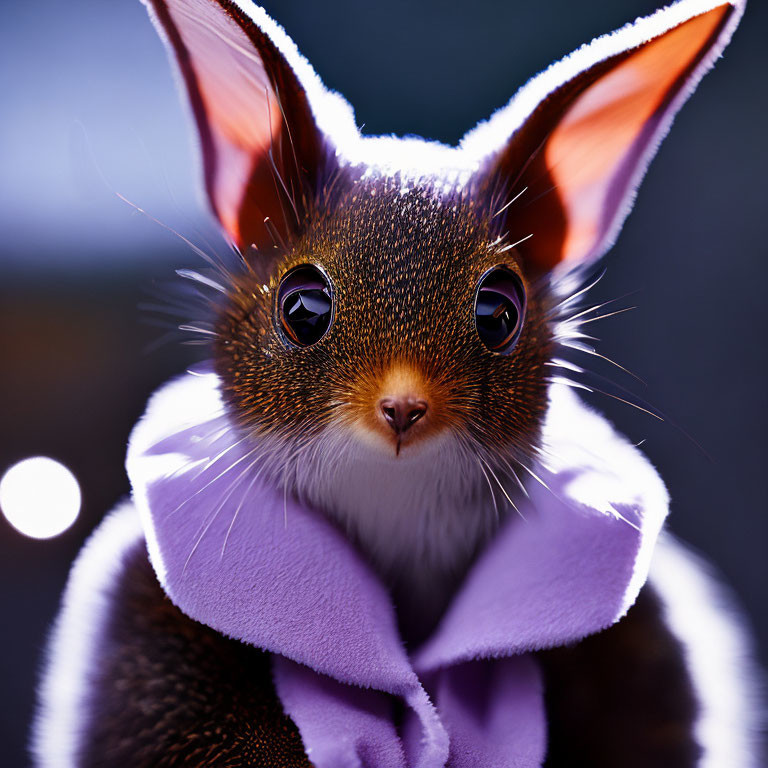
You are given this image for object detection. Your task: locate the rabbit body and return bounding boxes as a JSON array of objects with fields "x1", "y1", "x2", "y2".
[{"x1": 33, "y1": 1, "x2": 761, "y2": 766}]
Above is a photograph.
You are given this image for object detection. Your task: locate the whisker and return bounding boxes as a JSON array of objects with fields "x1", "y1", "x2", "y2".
[
  {"x1": 577, "y1": 306, "x2": 636, "y2": 325},
  {"x1": 483, "y1": 459, "x2": 526, "y2": 521},
  {"x1": 115, "y1": 192, "x2": 233, "y2": 280},
  {"x1": 492, "y1": 186, "x2": 528, "y2": 218},
  {"x1": 510, "y1": 455, "x2": 552, "y2": 495},
  {"x1": 167, "y1": 444, "x2": 266, "y2": 518},
  {"x1": 546, "y1": 358, "x2": 584, "y2": 374},
  {"x1": 182, "y1": 452, "x2": 263, "y2": 574},
  {"x1": 283, "y1": 478, "x2": 289, "y2": 529},
  {"x1": 263, "y1": 216, "x2": 287, "y2": 250},
  {"x1": 181, "y1": 433, "x2": 253, "y2": 483},
  {"x1": 496, "y1": 456, "x2": 529, "y2": 498},
  {"x1": 610, "y1": 506, "x2": 641, "y2": 532},
  {"x1": 563, "y1": 292, "x2": 637, "y2": 323},
  {"x1": 560, "y1": 340, "x2": 646, "y2": 386},
  {"x1": 220, "y1": 464, "x2": 268, "y2": 559},
  {"x1": 476, "y1": 458, "x2": 500, "y2": 524},
  {"x1": 265, "y1": 86, "x2": 300, "y2": 229},
  {"x1": 498, "y1": 233, "x2": 533, "y2": 253},
  {"x1": 178, "y1": 324, "x2": 218, "y2": 338},
  {"x1": 548, "y1": 375, "x2": 664, "y2": 421},
  {"x1": 176, "y1": 268, "x2": 228, "y2": 294},
  {"x1": 550, "y1": 267, "x2": 607, "y2": 313},
  {"x1": 272, "y1": 82, "x2": 307, "y2": 215}
]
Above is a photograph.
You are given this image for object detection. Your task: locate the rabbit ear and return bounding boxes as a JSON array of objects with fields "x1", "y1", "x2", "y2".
[
  {"x1": 468, "y1": 0, "x2": 744, "y2": 276},
  {"x1": 144, "y1": 0, "x2": 340, "y2": 253}
]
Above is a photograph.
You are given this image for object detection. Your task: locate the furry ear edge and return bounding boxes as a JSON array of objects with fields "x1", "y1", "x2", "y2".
[
  {"x1": 143, "y1": 0, "x2": 342, "y2": 254},
  {"x1": 465, "y1": 0, "x2": 745, "y2": 277}
]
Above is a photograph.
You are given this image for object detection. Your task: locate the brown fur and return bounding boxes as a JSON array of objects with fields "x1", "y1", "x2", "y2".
[
  {"x1": 79, "y1": 541, "x2": 310, "y2": 768},
  {"x1": 52, "y1": 1, "x2": 747, "y2": 764},
  {"x1": 215, "y1": 175, "x2": 553, "y2": 468},
  {"x1": 540, "y1": 588, "x2": 700, "y2": 767}
]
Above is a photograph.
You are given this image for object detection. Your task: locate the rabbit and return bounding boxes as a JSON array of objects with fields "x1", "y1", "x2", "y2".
[{"x1": 32, "y1": 0, "x2": 762, "y2": 766}]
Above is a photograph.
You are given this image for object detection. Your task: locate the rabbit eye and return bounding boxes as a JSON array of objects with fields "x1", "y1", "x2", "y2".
[
  {"x1": 474, "y1": 267, "x2": 526, "y2": 354},
  {"x1": 277, "y1": 265, "x2": 334, "y2": 347}
]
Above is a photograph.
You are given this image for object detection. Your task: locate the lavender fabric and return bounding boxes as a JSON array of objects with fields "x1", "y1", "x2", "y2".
[{"x1": 126, "y1": 372, "x2": 668, "y2": 767}]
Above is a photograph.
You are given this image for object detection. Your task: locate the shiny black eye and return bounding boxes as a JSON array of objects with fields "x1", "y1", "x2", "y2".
[
  {"x1": 277, "y1": 265, "x2": 333, "y2": 347},
  {"x1": 474, "y1": 267, "x2": 526, "y2": 354}
]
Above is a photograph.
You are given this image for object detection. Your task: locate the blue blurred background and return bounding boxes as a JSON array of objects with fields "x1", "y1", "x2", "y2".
[{"x1": 1, "y1": 0, "x2": 765, "y2": 764}]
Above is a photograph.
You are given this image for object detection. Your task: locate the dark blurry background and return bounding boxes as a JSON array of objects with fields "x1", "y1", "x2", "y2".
[{"x1": 1, "y1": 0, "x2": 765, "y2": 764}]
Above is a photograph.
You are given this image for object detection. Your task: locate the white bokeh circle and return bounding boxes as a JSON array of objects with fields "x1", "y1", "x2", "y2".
[{"x1": 0, "y1": 456, "x2": 81, "y2": 539}]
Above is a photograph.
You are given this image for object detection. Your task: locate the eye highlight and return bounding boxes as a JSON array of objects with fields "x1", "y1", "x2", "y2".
[
  {"x1": 474, "y1": 267, "x2": 526, "y2": 354},
  {"x1": 277, "y1": 264, "x2": 334, "y2": 347}
]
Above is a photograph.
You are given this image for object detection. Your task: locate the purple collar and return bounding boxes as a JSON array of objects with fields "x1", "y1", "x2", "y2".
[{"x1": 127, "y1": 373, "x2": 667, "y2": 768}]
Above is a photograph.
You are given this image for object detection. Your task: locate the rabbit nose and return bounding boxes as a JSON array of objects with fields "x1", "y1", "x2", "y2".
[{"x1": 378, "y1": 397, "x2": 428, "y2": 436}]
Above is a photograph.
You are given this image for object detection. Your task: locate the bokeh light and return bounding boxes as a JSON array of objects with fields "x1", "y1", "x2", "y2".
[{"x1": 0, "y1": 457, "x2": 81, "y2": 539}]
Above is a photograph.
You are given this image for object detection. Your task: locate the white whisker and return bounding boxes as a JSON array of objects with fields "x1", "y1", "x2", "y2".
[
  {"x1": 476, "y1": 458, "x2": 500, "y2": 524},
  {"x1": 182, "y1": 452, "x2": 264, "y2": 573},
  {"x1": 176, "y1": 268, "x2": 228, "y2": 294},
  {"x1": 484, "y1": 459, "x2": 526, "y2": 521},
  {"x1": 492, "y1": 186, "x2": 528, "y2": 218},
  {"x1": 498, "y1": 233, "x2": 533, "y2": 253},
  {"x1": 168, "y1": 444, "x2": 265, "y2": 518},
  {"x1": 577, "y1": 306, "x2": 636, "y2": 325}
]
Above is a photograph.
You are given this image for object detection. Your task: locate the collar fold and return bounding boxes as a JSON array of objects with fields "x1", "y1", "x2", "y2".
[{"x1": 126, "y1": 372, "x2": 667, "y2": 768}]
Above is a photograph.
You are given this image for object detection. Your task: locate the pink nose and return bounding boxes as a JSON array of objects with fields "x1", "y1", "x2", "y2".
[{"x1": 378, "y1": 396, "x2": 428, "y2": 436}]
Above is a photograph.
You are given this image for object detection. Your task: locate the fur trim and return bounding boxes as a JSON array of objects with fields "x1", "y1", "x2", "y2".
[
  {"x1": 30, "y1": 504, "x2": 144, "y2": 768},
  {"x1": 650, "y1": 536, "x2": 765, "y2": 766}
]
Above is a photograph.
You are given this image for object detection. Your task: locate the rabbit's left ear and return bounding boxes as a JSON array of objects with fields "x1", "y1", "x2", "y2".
[
  {"x1": 143, "y1": 0, "x2": 345, "y2": 253},
  {"x1": 469, "y1": 0, "x2": 744, "y2": 276}
]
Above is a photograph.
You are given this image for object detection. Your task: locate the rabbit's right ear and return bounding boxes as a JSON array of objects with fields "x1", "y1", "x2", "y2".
[
  {"x1": 143, "y1": 0, "x2": 346, "y2": 254},
  {"x1": 467, "y1": 0, "x2": 744, "y2": 278}
]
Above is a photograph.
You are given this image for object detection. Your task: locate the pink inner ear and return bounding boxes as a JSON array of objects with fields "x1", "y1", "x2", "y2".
[
  {"x1": 546, "y1": 5, "x2": 730, "y2": 266},
  {"x1": 163, "y1": 0, "x2": 283, "y2": 245}
]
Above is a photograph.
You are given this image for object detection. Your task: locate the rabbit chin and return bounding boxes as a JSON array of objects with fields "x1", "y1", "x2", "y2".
[{"x1": 284, "y1": 422, "x2": 507, "y2": 638}]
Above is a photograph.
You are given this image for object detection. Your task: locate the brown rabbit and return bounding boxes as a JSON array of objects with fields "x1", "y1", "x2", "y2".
[{"x1": 33, "y1": 1, "x2": 761, "y2": 766}]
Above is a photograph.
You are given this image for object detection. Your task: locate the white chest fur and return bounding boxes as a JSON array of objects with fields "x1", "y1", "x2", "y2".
[{"x1": 286, "y1": 428, "x2": 507, "y2": 637}]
